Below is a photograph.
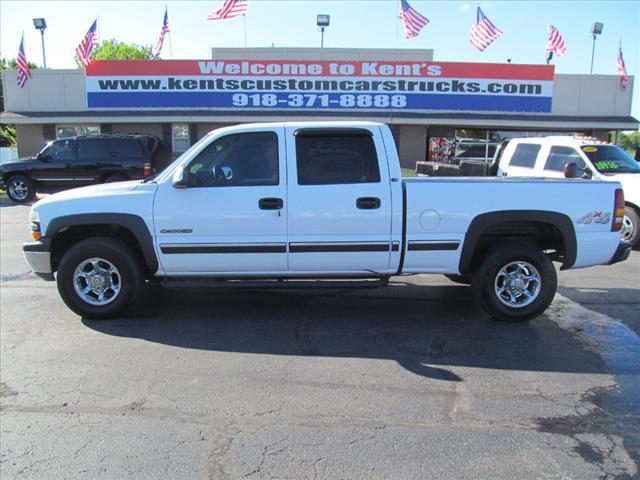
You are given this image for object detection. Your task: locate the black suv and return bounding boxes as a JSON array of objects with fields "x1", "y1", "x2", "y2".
[{"x1": 1, "y1": 134, "x2": 159, "y2": 203}]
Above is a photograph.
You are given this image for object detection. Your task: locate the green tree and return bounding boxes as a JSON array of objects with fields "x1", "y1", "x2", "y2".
[
  {"x1": 0, "y1": 124, "x2": 17, "y2": 147},
  {"x1": 619, "y1": 131, "x2": 640, "y2": 155},
  {"x1": 91, "y1": 39, "x2": 154, "y2": 61},
  {"x1": 1, "y1": 57, "x2": 39, "y2": 70}
]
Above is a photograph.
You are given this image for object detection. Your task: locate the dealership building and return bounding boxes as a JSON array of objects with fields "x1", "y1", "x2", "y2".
[{"x1": 1, "y1": 47, "x2": 637, "y2": 169}]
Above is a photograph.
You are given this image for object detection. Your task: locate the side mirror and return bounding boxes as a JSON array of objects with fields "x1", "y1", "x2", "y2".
[
  {"x1": 172, "y1": 166, "x2": 190, "y2": 188},
  {"x1": 220, "y1": 166, "x2": 234, "y2": 180},
  {"x1": 37, "y1": 152, "x2": 50, "y2": 163},
  {"x1": 582, "y1": 167, "x2": 593, "y2": 180},
  {"x1": 563, "y1": 162, "x2": 579, "y2": 178}
]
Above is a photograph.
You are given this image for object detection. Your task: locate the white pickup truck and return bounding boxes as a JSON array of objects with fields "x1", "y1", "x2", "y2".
[{"x1": 23, "y1": 122, "x2": 630, "y2": 321}]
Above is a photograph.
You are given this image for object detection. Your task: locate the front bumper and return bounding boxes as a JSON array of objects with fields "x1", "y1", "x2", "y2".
[
  {"x1": 23, "y1": 238, "x2": 54, "y2": 281},
  {"x1": 609, "y1": 241, "x2": 632, "y2": 265}
]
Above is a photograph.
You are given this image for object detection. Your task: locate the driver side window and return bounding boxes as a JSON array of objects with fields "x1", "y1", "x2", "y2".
[
  {"x1": 43, "y1": 139, "x2": 75, "y2": 162},
  {"x1": 188, "y1": 132, "x2": 279, "y2": 187}
]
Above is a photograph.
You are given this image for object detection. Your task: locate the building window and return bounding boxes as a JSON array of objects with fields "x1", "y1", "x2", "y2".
[
  {"x1": 56, "y1": 125, "x2": 100, "y2": 138},
  {"x1": 172, "y1": 124, "x2": 190, "y2": 152}
]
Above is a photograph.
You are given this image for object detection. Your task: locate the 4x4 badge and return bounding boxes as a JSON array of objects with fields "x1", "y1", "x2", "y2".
[{"x1": 577, "y1": 211, "x2": 611, "y2": 225}]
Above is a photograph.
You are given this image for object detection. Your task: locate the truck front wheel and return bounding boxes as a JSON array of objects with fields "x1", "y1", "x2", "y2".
[
  {"x1": 472, "y1": 243, "x2": 557, "y2": 322},
  {"x1": 56, "y1": 237, "x2": 143, "y2": 319}
]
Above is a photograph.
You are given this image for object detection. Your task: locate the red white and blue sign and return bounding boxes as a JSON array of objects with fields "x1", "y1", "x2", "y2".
[{"x1": 86, "y1": 60, "x2": 554, "y2": 112}]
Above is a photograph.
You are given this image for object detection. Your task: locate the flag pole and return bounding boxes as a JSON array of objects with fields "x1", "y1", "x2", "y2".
[
  {"x1": 243, "y1": 15, "x2": 247, "y2": 48},
  {"x1": 394, "y1": 3, "x2": 400, "y2": 49},
  {"x1": 168, "y1": 6, "x2": 173, "y2": 59}
]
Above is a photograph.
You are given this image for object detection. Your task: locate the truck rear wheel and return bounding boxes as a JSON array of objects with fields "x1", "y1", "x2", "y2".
[
  {"x1": 472, "y1": 243, "x2": 557, "y2": 322},
  {"x1": 56, "y1": 237, "x2": 143, "y2": 319},
  {"x1": 621, "y1": 206, "x2": 639, "y2": 246}
]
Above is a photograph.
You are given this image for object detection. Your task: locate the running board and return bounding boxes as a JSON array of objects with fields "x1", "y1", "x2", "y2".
[{"x1": 161, "y1": 277, "x2": 389, "y2": 290}]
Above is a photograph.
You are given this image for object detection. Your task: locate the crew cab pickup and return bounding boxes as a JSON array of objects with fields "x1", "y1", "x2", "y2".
[{"x1": 23, "y1": 122, "x2": 631, "y2": 321}]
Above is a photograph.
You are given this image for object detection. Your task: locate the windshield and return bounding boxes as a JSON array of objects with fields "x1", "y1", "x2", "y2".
[{"x1": 581, "y1": 145, "x2": 640, "y2": 174}]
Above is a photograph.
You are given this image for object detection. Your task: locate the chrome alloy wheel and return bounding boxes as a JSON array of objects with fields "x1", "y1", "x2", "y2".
[
  {"x1": 73, "y1": 258, "x2": 122, "y2": 306},
  {"x1": 620, "y1": 215, "x2": 635, "y2": 242},
  {"x1": 494, "y1": 261, "x2": 541, "y2": 309},
  {"x1": 8, "y1": 179, "x2": 29, "y2": 201}
]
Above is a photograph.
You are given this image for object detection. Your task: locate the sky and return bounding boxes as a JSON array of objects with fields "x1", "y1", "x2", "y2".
[{"x1": 1, "y1": 0, "x2": 639, "y2": 122}]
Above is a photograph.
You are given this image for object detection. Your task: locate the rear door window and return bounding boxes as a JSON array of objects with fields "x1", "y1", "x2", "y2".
[
  {"x1": 296, "y1": 132, "x2": 380, "y2": 185},
  {"x1": 77, "y1": 139, "x2": 108, "y2": 161},
  {"x1": 105, "y1": 138, "x2": 144, "y2": 159},
  {"x1": 508, "y1": 143, "x2": 540, "y2": 168},
  {"x1": 544, "y1": 146, "x2": 586, "y2": 172}
]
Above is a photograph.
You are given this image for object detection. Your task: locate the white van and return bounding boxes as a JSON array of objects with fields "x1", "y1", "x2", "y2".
[{"x1": 495, "y1": 136, "x2": 640, "y2": 246}]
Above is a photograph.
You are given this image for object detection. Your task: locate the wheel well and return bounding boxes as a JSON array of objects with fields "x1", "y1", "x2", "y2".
[
  {"x1": 4, "y1": 171, "x2": 31, "y2": 182},
  {"x1": 465, "y1": 220, "x2": 566, "y2": 273},
  {"x1": 50, "y1": 224, "x2": 147, "y2": 275},
  {"x1": 626, "y1": 202, "x2": 639, "y2": 215}
]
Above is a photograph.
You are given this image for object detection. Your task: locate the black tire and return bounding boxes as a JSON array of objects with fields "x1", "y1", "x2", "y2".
[
  {"x1": 56, "y1": 237, "x2": 143, "y2": 319},
  {"x1": 103, "y1": 174, "x2": 127, "y2": 183},
  {"x1": 444, "y1": 274, "x2": 472, "y2": 285},
  {"x1": 5, "y1": 174, "x2": 36, "y2": 203},
  {"x1": 622, "y1": 206, "x2": 639, "y2": 247},
  {"x1": 472, "y1": 243, "x2": 557, "y2": 322}
]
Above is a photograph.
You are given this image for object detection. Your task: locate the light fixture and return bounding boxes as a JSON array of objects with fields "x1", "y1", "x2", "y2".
[
  {"x1": 317, "y1": 15, "x2": 330, "y2": 48},
  {"x1": 32, "y1": 17, "x2": 47, "y2": 68},
  {"x1": 590, "y1": 22, "x2": 604, "y2": 74}
]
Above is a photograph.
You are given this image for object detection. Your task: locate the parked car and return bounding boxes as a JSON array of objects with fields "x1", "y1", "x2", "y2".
[
  {"x1": 0, "y1": 134, "x2": 159, "y2": 203},
  {"x1": 482, "y1": 136, "x2": 640, "y2": 246},
  {"x1": 23, "y1": 122, "x2": 629, "y2": 320}
]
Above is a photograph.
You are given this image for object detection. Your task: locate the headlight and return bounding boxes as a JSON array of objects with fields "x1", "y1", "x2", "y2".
[
  {"x1": 29, "y1": 209, "x2": 40, "y2": 223},
  {"x1": 29, "y1": 209, "x2": 42, "y2": 240}
]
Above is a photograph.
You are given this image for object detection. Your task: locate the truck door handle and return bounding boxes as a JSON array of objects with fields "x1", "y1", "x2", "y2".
[
  {"x1": 356, "y1": 197, "x2": 381, "y2": 209},
  {"x1": 259, "y1": 197, "x2": 283, "y2": 210}
]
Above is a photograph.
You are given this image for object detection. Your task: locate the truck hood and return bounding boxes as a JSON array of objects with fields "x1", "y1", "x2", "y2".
[
  {"x1": 32, "y1": 180, "x2": 158, "y2": 236},
  {"x1": 36, "y1": 180, "x2": 142, "y2": 204},
  {"x1": 607, "y1": 173, "x2": 640, "y2": 207},
  {"x1": 0, "y1": 156, "x2": 39, "y2": 172}
]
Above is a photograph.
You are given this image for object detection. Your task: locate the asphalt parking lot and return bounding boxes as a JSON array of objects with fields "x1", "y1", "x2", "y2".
[{"x1": 1, "y1": 194, "x2": 639, "y2": 479}]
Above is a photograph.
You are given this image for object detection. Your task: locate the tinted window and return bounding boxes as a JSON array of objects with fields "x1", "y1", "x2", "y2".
[
  {"x1": 509, "y1": 143, "x2": 540, "y2": 168},
  {"x1": 544, "y1": 146, "x2": 586, "y2": 172},
  {"x1": 581, "y1": 145, "x2": 640, "y2": 174},
  {"x1": 188, "y1": 132, "x2": 278, "y2": 187},
  {"x1": 77, "y1": 139, "x2": 108, "y2": 160},
  {"x1": 105, "y1": 138, "x2": 144, "y2": 158},
  {"x1": 41, "y1": 139, "x2": 74, "y2": 162},
  {"x1": 296, "y1": 133, "x2": 380, "y2": 185}
]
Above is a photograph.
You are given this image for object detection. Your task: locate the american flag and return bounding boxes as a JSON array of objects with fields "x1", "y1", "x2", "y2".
[
  {"x1": 16, "y1": 33, "x2": 31, "y2": 88},
  {"x1": 546, "y1": 24, "x2": 567, "y2": 57},
  {"x1": 398, "y1": 0, "x2": 429, "y2": 39},
  {"x1": 617, "y1": 45, "x2": 629, "y2": 90},
  {"x1": 469, "y1": 7, "x2": 503, "y2": 52},
  {"x1": 76, "y1": 19, "x2": 99, "y2": 67},
  {"x1": 207, "y1": 0, "x2": 248, "y2": 20},
  {"x1": 153, "y1": 7, "x2": 170, "y2": 57}
]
